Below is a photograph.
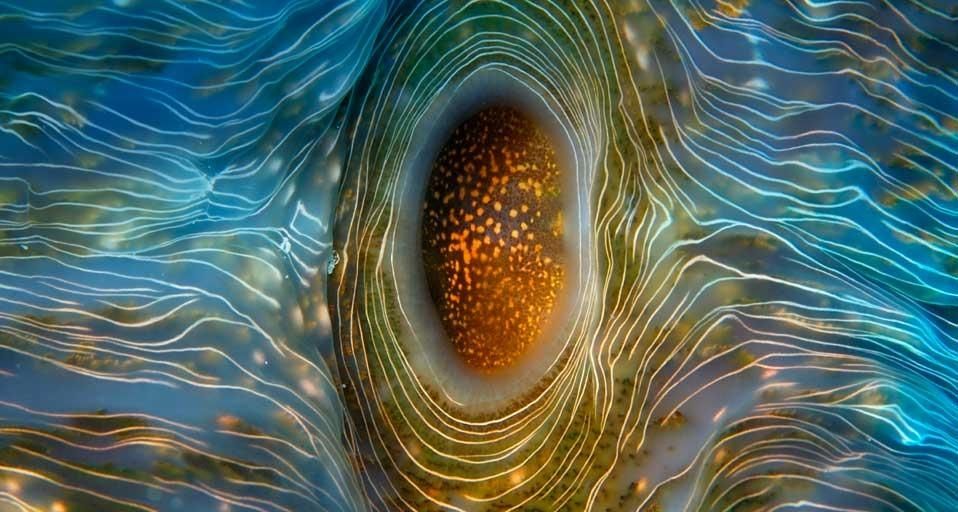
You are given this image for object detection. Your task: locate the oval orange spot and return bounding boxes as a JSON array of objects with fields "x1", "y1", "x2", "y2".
[{"x1": 421, "y1": 106, "x2": 565, "y2": 372}]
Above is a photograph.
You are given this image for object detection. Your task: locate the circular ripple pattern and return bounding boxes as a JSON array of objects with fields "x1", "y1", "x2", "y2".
[
  {"x1": 1, "y1": 1, "x2": 958, "y2": 512},
  {"x1": 330, "y1": 0, "x2": 958, "y2": 511},
  {"x1": 330, "y1": 1, "x2": 604, "y2": 509}
]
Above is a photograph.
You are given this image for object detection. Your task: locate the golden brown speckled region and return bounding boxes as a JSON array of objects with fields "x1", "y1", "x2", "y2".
[{"x1": 421, "y1": 106, "x2": 565, "y2": 372}]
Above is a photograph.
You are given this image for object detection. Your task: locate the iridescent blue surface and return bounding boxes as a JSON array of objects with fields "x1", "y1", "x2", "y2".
[{"x1": 1, "y1": 1, "x2": 958, "y2": 511}]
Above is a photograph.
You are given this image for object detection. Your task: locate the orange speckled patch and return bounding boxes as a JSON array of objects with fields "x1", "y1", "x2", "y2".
[{"x1": 421, "y1": 106, "x2": 565, "y2": 372}]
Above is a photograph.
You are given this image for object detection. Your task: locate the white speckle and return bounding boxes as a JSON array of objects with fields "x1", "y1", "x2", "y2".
[
  {"x1": 328, "y1": 158, "x2": 342, "y2": 183},
  {"x1": 326, "y1": 250, "x2": 340, "y2": 275},
  {"x1": 635, "y1": 44, "x2": 650, "y2": 71},
  {"x1": 744, "y1": 77, "x2": 768, "y2": 90}
]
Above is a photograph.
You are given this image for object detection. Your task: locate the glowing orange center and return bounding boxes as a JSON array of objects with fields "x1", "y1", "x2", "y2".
[{"x1": 421, "y1": 106, "x2": 565, "y2": 372}]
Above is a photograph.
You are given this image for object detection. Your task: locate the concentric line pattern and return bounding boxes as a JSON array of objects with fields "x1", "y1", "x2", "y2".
[
  {"x1": 1, "y1": 0, "x2": 958, "y2": 511},
  {"x1": 330, "y1": 0, "x2": 958, "y2": 510},
  {"x1": 0, "y1": 2, "x2": 385, "y2": 511}
]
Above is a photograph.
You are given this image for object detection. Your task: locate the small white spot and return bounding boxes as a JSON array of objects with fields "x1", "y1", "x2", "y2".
[{"x1": 326, "y1": 250, "x2": 340, "y2": 275}]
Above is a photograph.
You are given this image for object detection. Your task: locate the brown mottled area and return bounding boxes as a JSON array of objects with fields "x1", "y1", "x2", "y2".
[{"x1": 421, "y1": 106, "x2": 565, "y2": 372}]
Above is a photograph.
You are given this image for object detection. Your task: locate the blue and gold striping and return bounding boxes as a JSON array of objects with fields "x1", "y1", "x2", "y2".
[{"x1": 1, "y1": 1, "x2": 958, "y2": 511}]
